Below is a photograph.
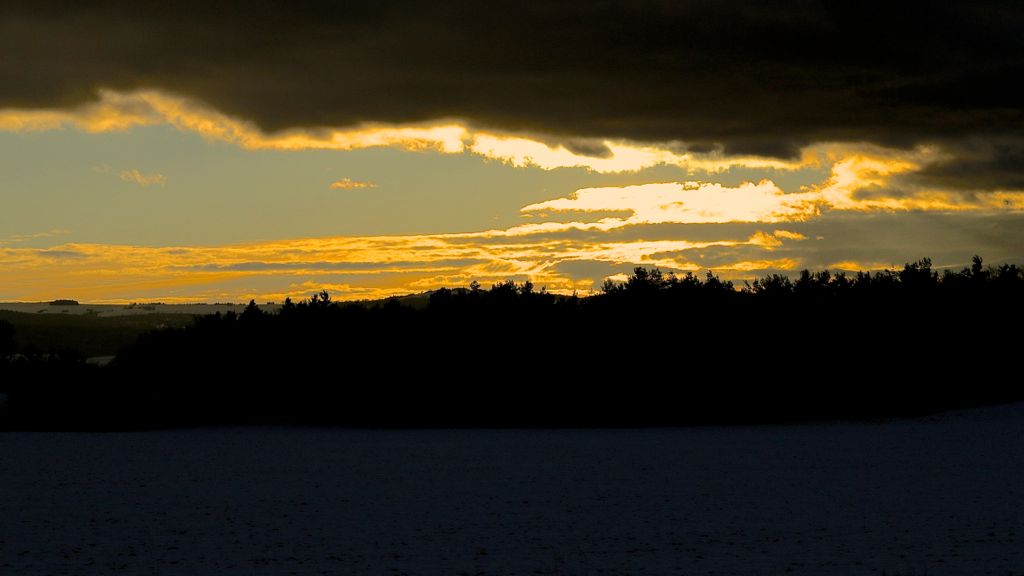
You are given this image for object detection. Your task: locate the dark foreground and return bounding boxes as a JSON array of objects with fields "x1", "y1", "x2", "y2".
[
  {"x1": 4, "y1": 258, "x2": 1023, "y2": 429},
  {"x1": 2, "y1": 403, "x2": 1023, "y2": 576}
]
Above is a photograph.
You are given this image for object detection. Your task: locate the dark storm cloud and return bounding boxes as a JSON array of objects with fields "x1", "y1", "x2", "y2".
[{"x1": 2, "y1": 1, "x2": 1022, "y2": 158}]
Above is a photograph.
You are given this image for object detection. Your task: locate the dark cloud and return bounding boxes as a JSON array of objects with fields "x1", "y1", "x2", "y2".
[
  {"x1": 848, "y1": 184, "x2": 914, "y2": 202},
  {"x1": 651, "y1": 244, "x2": 775, "y2": 269},
  {"x1": 2, "y1": 1, "x2": 1022, "y2": 157},
  {"x1": 559, "y1": 139, "x2": 614, "y2": 159},
  {"x1": 553, "y1": 259, "x2": 639, "y2": 283},
  {"x1": 523, "y1": 214, "x2": 1024, "y2": 282},
  {"x1": 772, "y1": 212, "x2": 1024, "y2": 269},
  {"x1": 904, "y1": 140, "x2": 1024, "y2": 192}
]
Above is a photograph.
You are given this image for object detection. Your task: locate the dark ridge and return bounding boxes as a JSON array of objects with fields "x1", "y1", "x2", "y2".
[{"x1": 2, "y1": 256, "x2": 1022, "y2": 430}]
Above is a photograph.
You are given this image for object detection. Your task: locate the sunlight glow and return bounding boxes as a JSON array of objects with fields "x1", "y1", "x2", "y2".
[
  {"x1": 521, "y1": 181, "x2": 819, "y2": 225},
  {"x1": 0, "y1": 226, "x2": 810, "y2": 302},
  {"x1": 3, "y1": 90, "x2": 1024, "y2": 302}
]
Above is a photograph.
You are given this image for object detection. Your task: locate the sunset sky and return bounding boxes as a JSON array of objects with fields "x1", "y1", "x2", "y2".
[{"x1": 2, "y1": 2, "x2": 1022, "y2": 302}]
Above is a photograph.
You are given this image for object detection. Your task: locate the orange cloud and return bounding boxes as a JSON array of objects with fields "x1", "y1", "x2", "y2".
[
  {"x1": 0, "y1": 220, "x2": 815, "y2": 302},
  {"x1": 5, "y1": 147, "x2": 1022, "y2": 303}
]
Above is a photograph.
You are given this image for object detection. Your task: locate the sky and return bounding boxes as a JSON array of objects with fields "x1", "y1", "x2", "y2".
[{"x1": 1, "y1": 1, "x2": 1022, "y2": 303}]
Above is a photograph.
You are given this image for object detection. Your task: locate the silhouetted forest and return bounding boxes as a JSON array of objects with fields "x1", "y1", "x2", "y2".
[{"x1": 2, "y1": 256, "x2": 1022, "y2": 429}]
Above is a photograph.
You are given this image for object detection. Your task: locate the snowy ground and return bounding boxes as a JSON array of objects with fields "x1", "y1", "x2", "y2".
[{"x1": 1, "y1": 404, "x2": 1023, "y2": 575}]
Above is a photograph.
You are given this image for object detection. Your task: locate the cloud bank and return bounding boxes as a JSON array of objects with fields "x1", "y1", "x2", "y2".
[{"x1": 1, "y1": 1, "x2": 1022, "y2": 186}]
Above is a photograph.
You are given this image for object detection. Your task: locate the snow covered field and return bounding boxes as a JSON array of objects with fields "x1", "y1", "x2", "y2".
[{"x1": 2, "y1": 404, "x2": 1022, "y2": 575}]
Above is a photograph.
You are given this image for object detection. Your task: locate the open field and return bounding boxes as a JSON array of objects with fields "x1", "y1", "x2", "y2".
[{"x1": 1, "y1": 403, "x2": 1022, "y2": 575}]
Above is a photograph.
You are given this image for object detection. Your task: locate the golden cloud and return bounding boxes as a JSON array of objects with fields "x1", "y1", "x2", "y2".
[
  {"x1": 119, "y1": 169, "x2": 167, "y2": 186},
  {"x1": 521, "y1": 181, "x2": 819, "y2": 225},
  {"x1": 329, "y1": 178, "x2": 377, "y2": 190},
  {"x1": 0, "y1": 221, "x2": 814, "y2": 302},
  {"x1": 520, "y1": 147, "x2": 1024, "y2": 226},
  {"x1": 2, "y1": 147, "x2": 1022, "y2": 302}
]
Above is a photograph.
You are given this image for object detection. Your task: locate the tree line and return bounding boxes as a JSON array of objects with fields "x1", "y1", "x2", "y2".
[{"x1": 1, "y1": 256, "x2": 1021, "y2": 429}]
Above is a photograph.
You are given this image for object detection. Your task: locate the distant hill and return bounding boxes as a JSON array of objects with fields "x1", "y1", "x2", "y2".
[
  {"x1": 0, "y1": 302, "x2": 267, "y2": 317},
  {"x1": 0, "y1": 310, "x2": 196, "y2": 358}
]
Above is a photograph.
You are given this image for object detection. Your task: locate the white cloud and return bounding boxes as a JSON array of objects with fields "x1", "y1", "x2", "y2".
[{"x1": 521, "y1": 181, "x2": 820, "y2": 226}]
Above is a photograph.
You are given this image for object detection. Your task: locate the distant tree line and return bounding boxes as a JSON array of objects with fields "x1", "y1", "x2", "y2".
[{"x1": 1, "y1": 256, "x2": 1022, "y2": 429}]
